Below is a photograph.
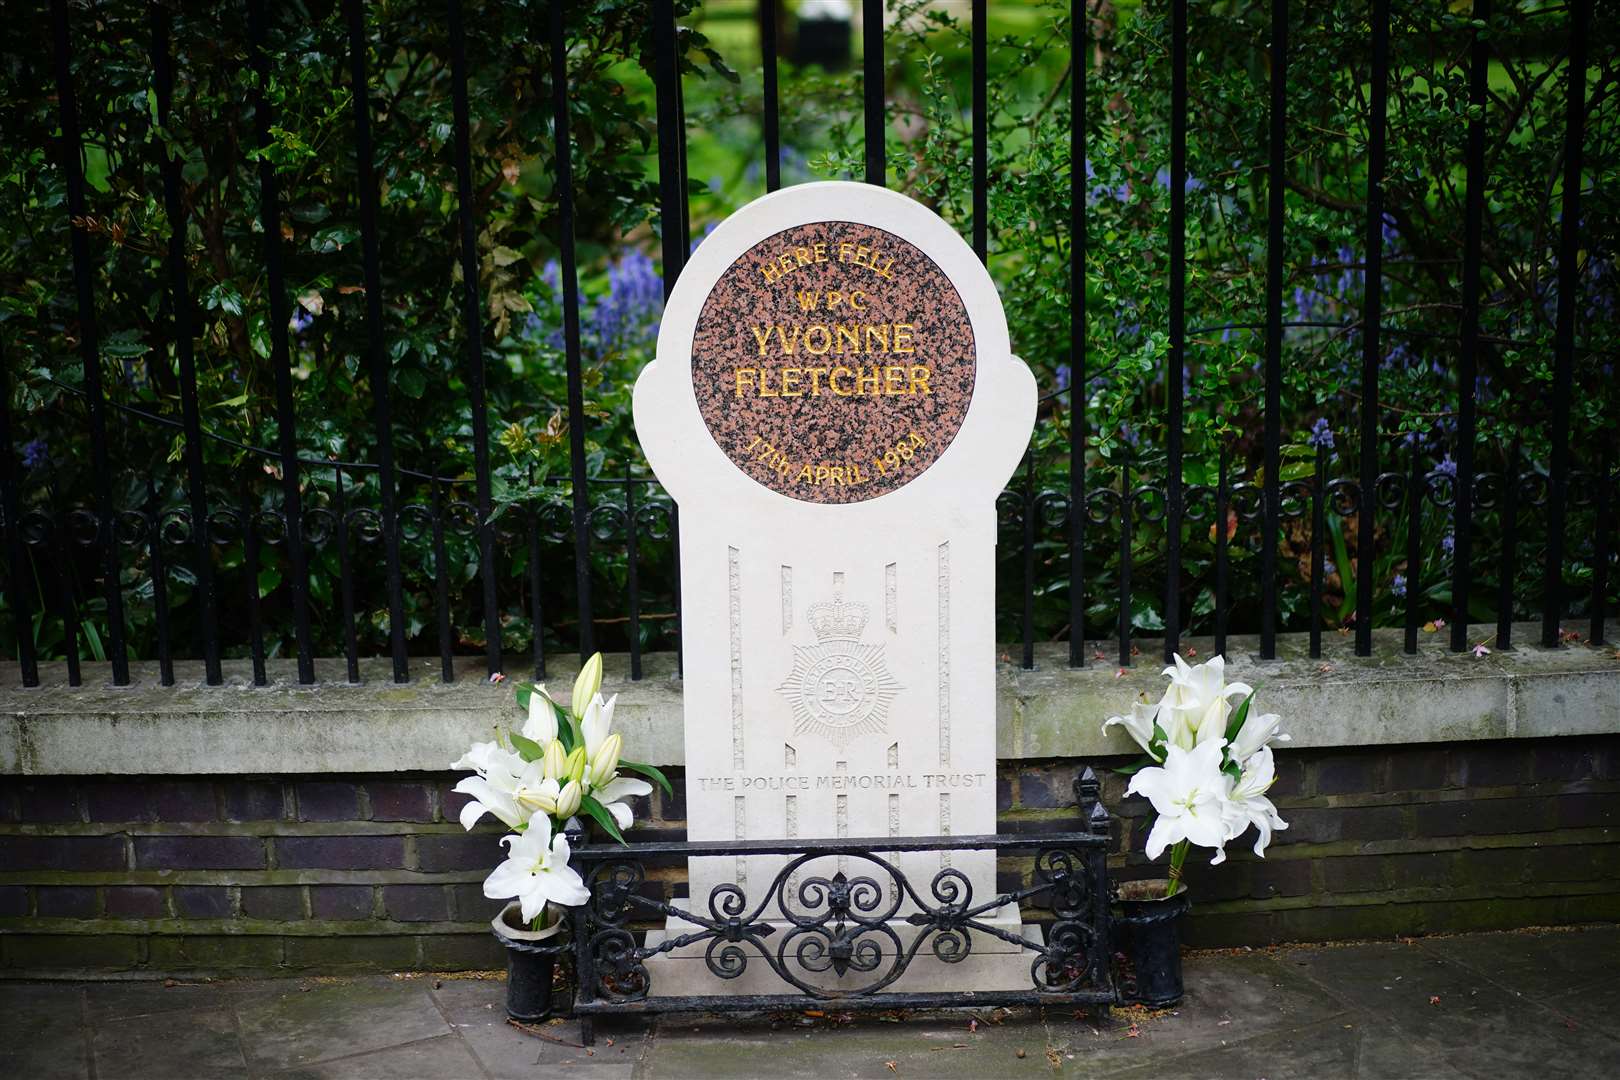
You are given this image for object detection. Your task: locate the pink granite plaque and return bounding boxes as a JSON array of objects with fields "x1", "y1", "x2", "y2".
[{"x1": 691, "y1": 221, "x2": 977, "y2": 503}]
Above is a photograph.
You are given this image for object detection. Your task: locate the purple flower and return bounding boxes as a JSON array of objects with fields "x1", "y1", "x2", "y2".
[
  {"x1": 1323, "y1": 558, "x2": 1337, "y2": 577},
  {"x1": 1308, "y1": 418, "x2": 1335, "y2": 449},
  {"x1": 1436, "y1": 454, "x2": 1457, "y2": 478},
  {"x1": 589, "y1": 250, "x2": 664, "y2": 351},
  {"x1": 1055, "y1": 364, "x2": 1072, "y2": 392},
  {"x1": 290, "y1": 307, "x2": 314, "y2": 334},
  {"x1": 1392, "y1": 573, "x2": 1407, "y2": 598},
  {"x1": 1154, "y1": 168, "x2": 1205, "y2": 194},
  {"x1": 1442, "y1": 533, "x2": 1455, "y2": 555},
  {"x1": 20, "y1": 438, "x2": 47, "y2": 469}
]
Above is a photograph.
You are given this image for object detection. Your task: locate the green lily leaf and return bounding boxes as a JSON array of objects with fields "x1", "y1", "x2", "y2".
[
  {"x1": 1223, "y1": 690, "x2": 1255, "y2": 747},
  {"x1": 579, "y1": 795, "x2": 626, "y2": 845},
  {"x1": 619, "y1": 759, "x2": 674, "y2": 797},
  {"x1": 508, "y1": 731, "x2": 544, "y2": 763}
]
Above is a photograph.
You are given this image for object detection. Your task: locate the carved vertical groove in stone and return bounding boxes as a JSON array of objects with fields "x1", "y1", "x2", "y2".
[
  {"x1": 888, "y1": 792, "x2": 901, "y2": 905},
  {"x1": 734, "y1": 795, "x2": 747, "y2": 889},
  {"x1": 783, "y1": 743, "x2": 797, "y2": 768},
  {"x1": 887, "y1": 742, "x2": 899, "y2": 769},
  {"x1": 939, "y1": 792, "x2": 952, "y2": 869},
  {"x1": 885, "y1": 562, "x2": 897, "y2": 633},
  {"x1": 780, "y1": 565, "x2": 793, "y2": 635},
  {"x1": 729, "y1": 546, "x2": 744, "y2": 772},
  {"x1": 937, "y1": 542, "x2": 950, "y2": 767}
]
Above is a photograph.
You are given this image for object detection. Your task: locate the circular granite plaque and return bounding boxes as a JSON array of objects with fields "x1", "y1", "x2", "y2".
[{"x1": 691, "y1": 221, "x2": 976, "y2": 503}]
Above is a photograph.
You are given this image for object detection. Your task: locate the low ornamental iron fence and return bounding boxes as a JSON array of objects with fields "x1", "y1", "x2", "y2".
[
  {"x1": 1, "y1": 0, "x2": 1613, "y2": 692},
  {"x1": 557, "y1": 772, "x2": 1115, "y2": 1040}
]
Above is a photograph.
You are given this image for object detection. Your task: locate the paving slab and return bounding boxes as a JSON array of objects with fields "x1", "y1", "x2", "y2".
[
  {"x1": 266, "y1": 1033, "x2": 486, "y2": 1079},
  {"x1": 1281, "y1": 941, "x2": 1620, "y2": 1078},
  {"x1": 83, "y1": 978, "x2": 265, "y2": 1022},
  {"x1": 1417, "y1": 925, "x2": 1620, "y2": 999},
  {"x1": 431, "y1": 976, "x2": 647, "y2": 1079},
  {"x1": 234, "y1": 978, "x2": 451, "y2": 1072},
  {"x1": 0, "y1": 983, "x2": 90, "y2": 1080},
  {"x1": 90, "y1": 1005, "x2": 247, "y2": 1079}
]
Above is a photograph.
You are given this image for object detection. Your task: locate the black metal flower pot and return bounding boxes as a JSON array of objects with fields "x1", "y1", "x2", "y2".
[
  {"x1": 1113, "y1": 879, "x2": 1192, "y2": 1007},
  {"x1": 491, "y1": 903, "x2": 570, "y2": 1022}
]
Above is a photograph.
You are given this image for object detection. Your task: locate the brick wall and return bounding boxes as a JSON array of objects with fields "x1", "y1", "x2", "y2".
[{"x1": 2, "y1": 735, "x2": 1616, "y2": 974}]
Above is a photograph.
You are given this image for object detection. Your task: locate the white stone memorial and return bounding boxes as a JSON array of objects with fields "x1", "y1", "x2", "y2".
[{"x1": 633, "y1": 180, "x2": 1037, "y2": 994}]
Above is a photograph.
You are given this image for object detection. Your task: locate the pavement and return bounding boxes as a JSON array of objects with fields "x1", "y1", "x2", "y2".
[{"x1": 5, "y1": 926, "x2": 1619, "y2": 1079}]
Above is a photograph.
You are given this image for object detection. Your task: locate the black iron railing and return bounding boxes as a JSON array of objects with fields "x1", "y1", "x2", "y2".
[
  {"x1": 1, "y1": 0, "x2": 1612, "y2": 691},
  {"x1": 560, "y1": 769, "x2": 1115, "y2": 1042}
]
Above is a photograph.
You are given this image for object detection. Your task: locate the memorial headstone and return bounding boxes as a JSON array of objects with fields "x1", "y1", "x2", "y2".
[{"x1": 634, "y1": 181, "x2": 1037, "y2": 993}]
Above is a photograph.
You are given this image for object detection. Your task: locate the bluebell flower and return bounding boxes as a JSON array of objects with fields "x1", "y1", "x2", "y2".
[
  {"x1": 1323, "y1": 558, "x2": 1337, "y2": 577},
  {"x1": 1055, "y1": 364, "x2": 1072, "y2": 392},
  {"x1": 1307, "y1": 417, "x2": 1335, "y2": 449},
  {"x1": 1392, "y1": 573, "x2": 1407, "y2": 598},
  {"x1": 290, "y1": 307, "x2": 314, "y2": 334},
  {"x1": 1442, "y1": 533, "x2": 1455, "y2": 555},
  {"x1": 589, "y1": 250, "x2": 664, "y2": 352},
  {"x1": 1154, "y1": 167, "x2": 1205, "y2": 194},
  {"x1": 20, "y1": 438, "x2": 47, "y2": 469},
  {"x1": 1436, "y1": 454, "x2": 1457, "y2": 478}
]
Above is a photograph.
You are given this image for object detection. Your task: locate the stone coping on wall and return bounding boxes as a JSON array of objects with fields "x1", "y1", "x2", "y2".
[{"x1": 2, "y1": 622, "x2": 1615, "y2": 775}]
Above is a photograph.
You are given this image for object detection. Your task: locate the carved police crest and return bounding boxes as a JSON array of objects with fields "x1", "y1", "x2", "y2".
[{"x1": 777, "y1": 588, "x2": 902, "y2": 747}]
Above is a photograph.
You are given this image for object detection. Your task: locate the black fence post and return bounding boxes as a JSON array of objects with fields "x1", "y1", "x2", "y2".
[
  {"x1": 1068, "y1": 0, "x2": 1086, "y2": 669},
  {"x1": 548, "y1": 0, "x2": 594, "y2": 662},
  {"x1": 448, "y1": 0, "x2": 504, "y2": 679},
  {"x1": 1451, "y1": 0, "x2": 1489, "y2": 654},
  {"x1": 1354, "y1": 0, "x2": 1390, "y2": 658},
  {"x1": 760, "y1": 0, "x2": 781, "y2": 193},
  {"x1": 1541, "y1": 0, "x2": 1591, "y2": 649},
  {"x1": 0, "y1": 342, "x2": 39, "y2": 687},
  {"x1": 342, "y1": 0, "x2": 409, "y2": 681},
  {"x1": 151, "y1": 2, "x2": 222, "y2": 686},
  {"x1": 247, "y1": 0, "x2": 315, "y2": 685},
  {"x1": 863, "y1": 0, "x2": 884, "y2": 186},
  {"x1": 1164, "y1": 0, "x2": 1186, "y2": 664},
  {"x1": 972, "y1": 0, "x2": 988, "y2": 264},
  {"x1": 1260, "y1": 0, "x2": 1287, "y2": 661},
  {"x1": 49, "y1": 0, "x2": 130, "y2": 685}
]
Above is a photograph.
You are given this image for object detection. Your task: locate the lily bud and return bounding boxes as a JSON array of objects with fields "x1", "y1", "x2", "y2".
[
  {"x1": 588, "y1": 732, "x2": 623, "y2": 788},
  {"x1": 518, "y1": 783, "x2": 558, "y2": 815},
  {"x1": 540, "y1": 739, "x2": 568, "y2": 781},
  {"x1": 572, "y1": 653, "x2": 604, "y2": 721},
  {"x1": 564, "y1": 744, "x2": 588, "y2": 785},
  {"x1": 554, "y1": 779, "x2": 583, "y2": 819}
]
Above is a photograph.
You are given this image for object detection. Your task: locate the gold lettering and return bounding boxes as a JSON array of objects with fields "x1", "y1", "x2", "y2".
[
  {"x1": 803, "y1": 325, "x2": 832, "y2": 355},
  {"x1": 734, "y1": 368, "x2": 757, "y2": 396},
  {"x1": 750, "y1": 326, "x2": 772, "y2": 355},
  {"x1": 757, "y1": 369, "x2": 778, "y2": 397},
  {"x1": 794, "y1": 246, "x2": 813, "y2": 267},
  {"x1": 883, "y1": 365, "x2": 907, "y2": 395},
  {"x1": 835, "y1": 324, "x2": 860, "y2": 354},
  {"x1": 779, "y1": 325, "x2": 801, "y2": 355},
  {"x1": 778, "y1": 253, "x2": 797, "y2": 277},
  {"x1": 893, "y1": 323, "x2": 916, "y2": 353},
  {"x1": 853, "y1": 245, "x2": 871, "y2": 267},
  {"x1": 830, "y1": 366, "x2": 855, "y2": 396},
  {"x1": 796, "y1": 291, "x2": 819, "y2": 312},
  {"x1": 909, "y1": 365, "x2": 931, "y2": 394},
  {"x1": 865, "y1": 324, "x2": 890, "y2": 352},
  {"x1": 830, "y1": 466, "x2": 847, "y2": 486},
  {"x1": 808, "y1": 367, "x2": 829, "y2": 395},
  {"x1": 838, "y1": 241, "x2": 855, "y2": 263},
  {"x1": 850, "y1": 291, "x2": 867, "y2": 311},
  {"x1": 796, "y1": 464, "x2": 814, "y2": 484},
  {"x1": 780, "y1": 367, "x2": 802, "y2": 396},
  {"x1": 813, "y1": 241, "x2": 828, "y2": 262},
  {"x1": 761, "y1": 263, "x2": 781, "y2": 285},
  {"x1": 872, "y1": 256, "x2": 896, "y2": 279},
  {"x1": 856, "y1": 366, "x2": 881, "y2": 395},
  {"x1": 814, "y1": 465, "x2": 832, "y2": 485},
  {"x1": 744, "y1": 434, "x2": 761, "y2": 453}
]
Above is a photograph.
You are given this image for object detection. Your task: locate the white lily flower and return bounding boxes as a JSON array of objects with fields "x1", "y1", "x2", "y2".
[
  {"x1": 540, "y1": 738, "x2": 568, "y2": 781},
  {"x1": 1221, "y1": 746, "x2": 1289, "y2": 857},
  {"x1": 581, "y1": 692, "x2": 619, "y2": 758},
  {"x1": 1102, "y1": 696, "x2": 1163, "y2": 760},
  {"x1": 554, "y1": 779, "x2": 584, "y2": 819},
  {"x1": 1157, "y1": 654, "x2": 1253, "y2": 750},
  {"x1": 1228, "y1": 709, "x2": 1290, "y2": 762},
  {"x1": 512, "y1": 761, "x2": 561, "y2": 816},
  {"x1": 571, "y1": 653, "x2": 604, "y2": 722},
  {"x1": 450, "y1": 739, "x2": 506, "y2": 775},
  {"x1": 1126, "y1": 738, "x2": 1232, "y2": 865},
  {"x1": 482, "y1": 817, "x2": 590, "y2": 923},
  {"x1": 451, "y1": 744, "x2": 531, "y2": 831},
  {"x1": 588, "y1": 732, "x2": 624, "y2": 789},
  {"x1": 592, "y1": 774, "x2": 652, "y2": 830},
  {"x1": 521, "y1": 686, "x2": 558, "y2": 745}
]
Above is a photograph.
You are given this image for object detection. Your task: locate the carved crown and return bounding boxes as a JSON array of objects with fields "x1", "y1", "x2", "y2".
[{"x1": 807, "y1": 595, "x2": 870, "y2": 641}]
